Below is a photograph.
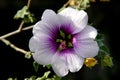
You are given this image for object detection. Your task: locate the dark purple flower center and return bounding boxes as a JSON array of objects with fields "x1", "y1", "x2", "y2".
[{"x1": 56, "y1": 29, "x2": 73, "y2": 52}]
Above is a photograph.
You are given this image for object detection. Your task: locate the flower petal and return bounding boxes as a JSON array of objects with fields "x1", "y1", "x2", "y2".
[
  {"x1": 52, "y1": 54, "x2": 68, "y2": 77},
  {"x1": 33, "y1": 50, "x2": 53, "y2": 65},
  {"x1": 59, "y1": 7, "x2": 88, "y2": 33},
  {"x1": 32, "y1": 21, "x2": 49, "y2": 36},
  {"x1": 74, "y1": 39, "x2": 99, "y2": 58},
  {"x1": 41, "y1": 9, "x2": 60, "y2": 27},
  {"x1": 66, "y1": 54, "x2": 84, "y2": 72},
  {"x1": 57, "y1": 14, "x2": 78, "y2": 34},
  {"x1": 33, "y1": 21, "x2": 59, "y2": 39},
  {"x1": 29, "y1": 37, "x2": 57, "y2": 65},
  {"x1": 79, "y1": 25, "x2": 98, "y2": 40},
  {"x1": 29, "y1": 37, "x2": 40, "y2": 52}
]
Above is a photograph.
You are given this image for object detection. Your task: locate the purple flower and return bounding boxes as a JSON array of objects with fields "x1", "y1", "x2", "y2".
[{"x1": 29, "y1": 7, "x2": 99, "y2": 77}]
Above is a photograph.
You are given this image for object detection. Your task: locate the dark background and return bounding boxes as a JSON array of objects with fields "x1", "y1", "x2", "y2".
[{"x1": 0, "y1": 0, "x2": 120, "y2": 80}]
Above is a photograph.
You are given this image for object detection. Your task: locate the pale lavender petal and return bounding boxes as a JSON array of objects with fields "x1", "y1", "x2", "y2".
[
  {"x1": 33, "y1": 21, "x2": 59, "y2": 39},
  {"x1": 41, "y1": 9, "x2": 60, "y2": 27},
  {"x1": 79, "y1": 25, "x2": 98, "y2": 40},
  {"x1": 33, "y1": 51, "x2": 53, "y2": 65},
  {"x1": 59, "y1": 7, "x2": 88, "y2": 33},
  {"x1": 29, "y1": 37, "x2": 57, "y2": 65},
  {"x1": 66, "y1": 54, "x2": 84, "y2": 72},
  {"x1": 52, "y1": 54, "x2": 69, "y2": 77},
  {"x1": 29, "y1": 36, "x2": 57, "y2": 52},
  {"x1": 33, "y1": 21, "x2": 50, "y2": 36},
  {"x1": 57, "y1": 14, "x2": 78, "y2": 34},
  {"x1": 29, "y1": 37, "x2": 41, "y2": 52},
  {"x1": 74, "y1": 39, "x2": 99, "y2": 58}
]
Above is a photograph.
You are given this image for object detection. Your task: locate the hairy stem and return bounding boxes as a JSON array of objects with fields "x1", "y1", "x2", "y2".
[
  {"x1": 27, "y1": 0, "x2": 31, "y2": 8},
  {"x1": 1, "y1": 39, "x2": 28, "y2": 54},
  {"x1": 0, "y1": 25, "x2": 33, "y2": 40},
  {"x1": 18, "y1": 20, "x2": 24, "y2": 32}
]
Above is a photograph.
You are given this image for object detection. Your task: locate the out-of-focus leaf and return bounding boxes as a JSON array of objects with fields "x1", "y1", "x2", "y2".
[
  {"x1": 8, "y1": 78, "x2": 17, "y2": 80},
  {"x1": 80, "y1": 0, "x2": 90, "y2": 9},
  {"x1": 101, "y1": 54, "x2": 113, "y2": 67},
  {"x1": 33, "y1": 61, "x2": 39, "y2": 72},
  {"x1": 96, "y1": 33, "x2": 113, "y2": 67},
  {"x1": 36, "y1": 71, "x2": 51, "y2": 80},
  {"x1": 96, "y1": 33, "x2": 110, "y2": 57},
  {"x1": 14, "y1": 6, "x2": 36, "y2": 23},
  {"x1": 43, "y1": 64, "x2": 51, "y2": 69},
  {"x1": 14, "y1": 6, "x2": 29, "y2": 19},
  {"x1": 23, "y1": 13, "x2": 36, "y2": 23},
  {"x1": 29, "y1": 76, "x2": 36, "y2": 80},
  {"x1": 25, "y1": 52, "x2": 32, "y2": 59},
  {"x1": 24, "y1": 76, "x2": 36, "y2": 80}
]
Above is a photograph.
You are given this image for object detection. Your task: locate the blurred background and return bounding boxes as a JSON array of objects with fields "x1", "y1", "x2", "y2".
[{"x1": 0, "y1": 0, "x2": 120, "y2": 80}]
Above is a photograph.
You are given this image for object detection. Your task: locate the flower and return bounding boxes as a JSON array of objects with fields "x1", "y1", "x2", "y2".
[{"x1": 29, "y1": 7, "x2": 99, "y2": 77}]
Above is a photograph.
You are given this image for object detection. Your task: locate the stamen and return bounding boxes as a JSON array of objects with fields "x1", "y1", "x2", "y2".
[
  {"x1": 67, "y1": 34, "x2": 72, "y2": 39},
  {"x1": 67, "y1": 42, "x2": 73, "y2": 48},
  {"x1": 56, "y1": 39, "x2": 62, "y2": 42},
  {"x1": 60, "y1": 30, "x2": 65, "y2": 39},
  {"x1": 56, "y1": 29, "x2": 73, "y2": 51}
]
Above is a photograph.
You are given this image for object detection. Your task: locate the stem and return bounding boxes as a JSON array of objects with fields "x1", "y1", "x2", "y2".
[
  {"x1": 0, "y1": 0, "x2": 33, "y2": 55},
  {"x1": 63, "y1": 0, "x2": 71, "y2": 7},
  {"x1": 0, "y1": 25, "x2": 33, "y2": 40},
  {"x1": 17, "y1": 0, "x2": 32, "y2": 32},
  {"x1": 18, "y1": 20, "x2": 24, "y2": 32},
  {"x1": 77, "y1": 0, "x2": 83, "y2": 9},
  {"x1": 27, "y1": 0, "x2": 31, "y2": 8},
  {"x1": 1, "y1": 39, "x2": 28, "y2": 54}
]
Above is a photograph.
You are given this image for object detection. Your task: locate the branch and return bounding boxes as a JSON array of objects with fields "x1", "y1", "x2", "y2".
[
  {"x1": 16, "y1": 0, "x2": 32, "y2": 33},
  {"x1": 27, "y1": 0, "x2": 31, "y2": 8},
  {"x1": 0, "y1": 25, "x2": 33, "y2": 40},
  {"x1": 18, "y1": 20, "x2": 24, "y2": 32},
  {"x1": 1, "y1": 39, "x2": 28, "y2": 54},
  {"x1": 63, "y1": 0, "x2": 71, "y2": 7}
]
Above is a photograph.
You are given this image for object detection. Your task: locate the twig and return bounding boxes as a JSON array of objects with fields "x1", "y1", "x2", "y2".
[
  {"x1": 22, "y1": 25, "x2": 33, "y2": 31},
  {"x1": 27, "y1": 0, "x2": 31, "y2": 8},
  {"x1": 77, "y1": 0, "x2": 83, "y2": 9},
  {"x1": 63, "y1": 0, "x2": 71, "y2": 7},
  {"x1": 1, "y1": 39, "x2": 28, "y2": 54},
  {"x1": 0, "y1": 25, "x2": 33, "y2": 40},
  {"x1": 0, "y1": 0, "x2": 33, "y2": 55},
  {"x1": 18, "y1": 20, "x2": 24, "y2": 32},
  {"x1": 17, "y1": 0, "x2": 32, "y2": 32}
]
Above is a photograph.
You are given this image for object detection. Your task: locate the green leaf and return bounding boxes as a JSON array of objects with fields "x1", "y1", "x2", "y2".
[
  {"x1": 74, "y1": 0, "x2": 90, "y2": 10},
  {"x1": 101, "y1": 54, "x2": 113, "y2": 67},
  {"x1": 7, "y1": 78, "x2": 17, "y2": 80},
  {"x1": 52, "y1": 75, "x2": 62, "y2": 80},
  {"x1": 96, "y1": 33, "x2": 113, "y2": 67},
  {"x1": 14, "y1": 6, "x2": 29, "y2": 19},
  {"x1": 36, "y1": 71, "x2": 51, "y2": 80},
  {"x1": 96, "y1": 33, "x2": 110, "y2": 58},
  {"x1": 33, "y1": 61, "x2": 39, "y2": 72},
  {"x1": 23, "y1": 13, "x2": 36, "y2": 23},
  {"x1": 30, "y1": 76, "x2": 37, "y2": 80},
  {"x1": 14, "y1": 6, "x2": 36, "y2": 23},
  {"x1": 81, "y1": 0, "x2": 90, "y2": 8},
  {"x1": 43, "y1": 71, "x2": 51, "y2": 78},
  {"x1": 43, "y1": 64, "x2": 51, "y2": 69},
  {"x1": 24, "y1": 76, "x2": 36, "y2": 80},
  {"x1": 24, "y1": 52, "x2": 32, "y2": 59}
]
